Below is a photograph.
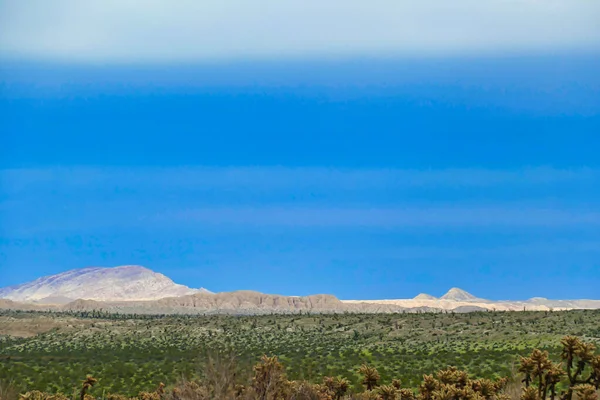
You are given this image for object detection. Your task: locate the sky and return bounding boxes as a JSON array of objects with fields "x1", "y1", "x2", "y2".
[{"x1": 1, "y1": 1, "x2": 600, "y2": 300}]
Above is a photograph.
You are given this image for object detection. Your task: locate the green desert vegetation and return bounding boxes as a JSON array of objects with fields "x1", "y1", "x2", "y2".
[{"x1": 0, "y1": 309, "x2": 598, "y2": 399}]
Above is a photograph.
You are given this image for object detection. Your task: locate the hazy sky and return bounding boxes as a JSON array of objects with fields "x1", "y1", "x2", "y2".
[
  {"x1": 1, "y1": 1, "x2": 599, "y2": 300},
  {"x1": 2, "y1": 0, "x2": 600, "y2": 62}
]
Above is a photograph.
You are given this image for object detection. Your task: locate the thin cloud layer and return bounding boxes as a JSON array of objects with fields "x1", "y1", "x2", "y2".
[
  {"x1": 2, "y1": 166, "x2": 599, "y2": 197},
  {"x1": 1, "y1": 0, "x2": 599, "y2": 63},
  {"x1": 159, "y1": 207, "x2": 600, "y2": 228},
  {"x1": 1, "y1": 166, "x2": 600, "y2": 234}
]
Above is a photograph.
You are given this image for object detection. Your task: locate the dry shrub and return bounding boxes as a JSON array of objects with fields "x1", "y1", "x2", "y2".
[
  {"x1": 105, "y1": 394, "x2": 131, "y2": 400},
  {"x1": 168, "y1": 351, "x2": 245, "y2": 400},
  {"x1": 287, "y1": 382, "x2": 329, "y2": 400},
  {"x1": 169, "y1": 379, "x2": 210, "y2": 400},
  {"x1": 17, "y1": 391, "x2": 68, "y2": 400},
  {"x1": 502, "y1": 367, "x2": 524, "y2": 400},
  {"x1": 201, "y1": 352, "x2": 242, "y2": 399},
  {"x1": 249, "y1": 355, "x2": 291, "y2": 400},
  {"x1": 0, "y1": 380, "x2": 18, "y2": 400},
  {"x1": 351, "y1": 391, "x2": 380, "y2": 400}
]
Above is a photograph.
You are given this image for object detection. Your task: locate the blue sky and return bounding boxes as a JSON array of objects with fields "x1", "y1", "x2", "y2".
[{"x1": 1, "y1": 1, "x2": 600, "y2": 300}]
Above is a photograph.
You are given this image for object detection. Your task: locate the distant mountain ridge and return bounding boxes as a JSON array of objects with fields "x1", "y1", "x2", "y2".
[
  {"x1": 344, "y1": 286, "x2": 600, "y2": 312},
  {"x1": 440, "y1": 287, "x2": 481, "y2": 301},
  {"x1": 414, "y1": 293, "x2": 437, "y2": 300},
  {"x1": 1, "y1": 266, "x2": 599, "y2": 314},
  {"x1": 0, "y1": 265, "x2": 209, "y2": 303}
]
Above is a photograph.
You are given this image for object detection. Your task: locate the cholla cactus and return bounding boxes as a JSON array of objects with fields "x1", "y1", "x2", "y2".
[
  {"x1": 137, "y1": 382, "x2": 166, "y2": 400},
  {"x1": 559, "y1": 337, "x2": 599, "y2": 400},
  {"x1": 572, "y1": 384, "x2": 598, "y2": 400},
  {"x1": 399, "y1": 388, "x2": 416, "y2": 400},
  {"x1": 520, "y1": 357, "x2": 536, "y2": 388},
  {"x1": 19, "y1": 391, "x2": 69, "y2": 400},
  {"x1": 156, "y1": 382, "x2": 165, "y2": 397},
  {"x1": 471, "y1": 378, "x2": 497, "y2": 400},
  {"x1": 545, "y1": 363, "x2": 565, "y2": 400},
  {"x1": 431, "y1": 384, "x2": 455, "y2": 400},
  {"x1": 419, "y1": 374, "x2": 440, "y2": 400},
  {"x1": 357, "y1": 390, "x2": 380, "y2": 400},
  {"x1": 575, "y1": 343, "x2": 597, "y2": 363},
  {"x1": 291, "y1": 382, "x2": 334, "y2": 400},
  {"x1": 251, "y1": 355, "x2": 290, "y2": 399},
  {"x1": 322, "y1": 377, "x2": 336, "y2": 392},
  {"x1": 377, "y1": 384, "x2": 399, "y2": 400},
  {"x1": 515, "y1": 337, "x2": 599, "y2": 400},
  {"x1": 436, "y1": 369, "x2": 455, "y2": 386},
  {"x1": 562, "y1": 336, "x2": 585, "y2": 381},
  {"x1": 521, "y1": 387, "x2": 540, "y2": 400},
  {"x1": 493, "y1": 378, "x2": 508, "y2": 394},
  {"x1": 321, "y1": 376, "x2": 350, "y2": 400},
  {"x1": 530, "y1": 350, "x2": 552, "y2": 378},
  {"x1": 417, "y1": 366, "x2": 506, "y2": 400},
  {"x1": 460, "y1": 385, "x2": 485, "y2": 400},
  {"x1": 359, "y1": 365, "x2": 381, "y2": 391},
  {"x1": 80, "y1": 376, "x2": 97, "y2": 400},
  {"x1": 138, "y1": 391, "x2": 161, "y2": 400},
  {"x1": 519, "y1": 349, "x2": 561, "y2": 400},
  {"x1": 561, "y1": 336, "x2": 582, "y2": 360},
  {"x1": 334, "y1": 377, "x2": 350, "y2": 399},
  {"x1": 436, "y1": 367, "x2": 468, "y2": 389},
  {"x1": 591, "y1": 355, "x2": 600, "y2": 389}
]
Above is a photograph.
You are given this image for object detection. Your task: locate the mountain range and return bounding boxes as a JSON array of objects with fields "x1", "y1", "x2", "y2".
[
  {"x1": 0, "y1": 265, "x2": 210, "y2": 303},
  {"x1": 1, "y1": 265, "x2": 599, "y2": 314}
]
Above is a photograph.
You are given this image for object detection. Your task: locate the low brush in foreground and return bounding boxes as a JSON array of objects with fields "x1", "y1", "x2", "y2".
[{"x1": 11, "y1": 336, "x2": 600, "y2": 400}]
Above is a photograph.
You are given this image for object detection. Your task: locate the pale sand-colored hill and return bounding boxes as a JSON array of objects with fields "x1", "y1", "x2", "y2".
[
  {"x1": 0, "y1": 298, "x2": 48, "y2": 311},
  {"x1": 342, "y1": 298, "x2": 544, "y2": 311},
  {"x1": 342, "y1": 288, "x2": 600, "y2": 311},
  {"x1": 414, "y1": 293, "x2": 437, "y2": 300},
  {"x1": 57, "y1": 291, "x2": 413, "y2": 314}
]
